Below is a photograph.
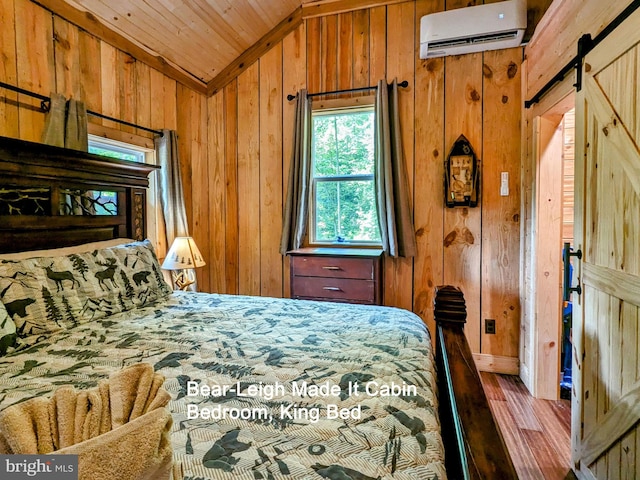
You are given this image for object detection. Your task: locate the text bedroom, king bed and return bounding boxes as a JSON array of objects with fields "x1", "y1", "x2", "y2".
[{"x1": 0, "y1": 136, "x2": 515, "y2": 480}]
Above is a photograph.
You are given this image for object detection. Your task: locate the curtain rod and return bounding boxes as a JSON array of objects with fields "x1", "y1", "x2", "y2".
[
  {"x1": 286, "y1": 80, "x2": 409, "y2": 102},
  {"x1": 0, "y1": 81, "x2": 164, "y2": 137},
  {"x1": 525, "y1": 0, "x2": 640, "y2": 109}
]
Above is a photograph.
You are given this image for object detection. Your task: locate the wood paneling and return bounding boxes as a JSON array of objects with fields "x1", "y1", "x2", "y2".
[
  {"x1": 237, "y1": 63, "x2": 261, "y2": 295},
  {"x1": 53, "y1": 17, "x2": 81, "y2": 99},
  {"x1": 207, "y1": 91, "x2": 226, "y2": 294},
  {"x1": 15, "y1": 0, "x2": 54, "y2": 143},
  {"x1": 187, "y1": 88, "x2": 210, "y2": 292},
  {"x1": 100, "y1": 44, "x2": 119, "y2": 130},
  {"x1": 306, "y1": 17, "x2": 322, "y2": 94},
  {"x1": 413, "y1": 0, "x2": 444, "y2": 337},
  {"x1": 198, "y1": 0, "x2": 523, "y2": 365},
  {"x1": 520, "y1": 46, "x2": 577, "y2": 395},
  {"x1": 3, "y1": 0, "x2": 524, "y2": 366},
  {"x1": 302, "y1": 0, "x2": 407, "y2": 18},
  {"x1": 562, "y1": 109, "x2": 575, "y2": 244},
  {"x1": 282, "y1": 23, "x2": 307, "y2": 297},
  {"x1": 77, "y1": 30, "x2": 101, "y2": 117},
  {"x1": 0, "y1": 0, "x2": 206, "y2": 263},
  {"x1": 573, "y1": 10, "x2": 640, "y2": 477},
  {"x1": 534, "y1": 114, "x2": 564, "y2": 400},
  {"x1": 207, "y1": 7, "x2": 303, "y2": 96},
  {"x1": 337, "y1": 13, "x2": 353, "y2": 93},
  {"x1": 321, "y1": 15, "x2": 338, "y2": 97},
  {"x1": 369, "y1": 6, "x2": 386, "y2": 81},
  {"x1": 443, "y1": 51, "x2": 483, "y2": 353},
  {"x1": 524, "y1": 0, "x2": 631, "y2": 101},
  {"x1": 384, "y1": 1, "x2": 414, "y2": 312},
  {"x1": 117, "y1": 50, "x2": 136, "y2": 135},
  {"x1": 259, "y1": 44, "x2": 284, "y2": 297},
  {"x1": 28, "y1": 0, "x2": 550, "y2": 98},
  {"x1": 0, "y1": 0, "x2": 19, "y2": 139},
  {"x1": 481, "y1": 48, "x2": 521, "y2": 358},
  {"x1": 352, "y1": 9, "x2": 370, "y2": 89},
  {"x1": 176, "y1": 84, "x2": 195, "y2": 233},
  {"x1": 33, "y1": 0, "x2": 207, "y2": 93},
  {"x1": 224, "y1": 80, "x2": 240, "y2": 295}
]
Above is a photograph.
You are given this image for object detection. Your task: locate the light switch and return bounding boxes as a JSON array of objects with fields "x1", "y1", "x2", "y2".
[{"x1": 500, "y1": 172, "x2": 509, "y2": 196}]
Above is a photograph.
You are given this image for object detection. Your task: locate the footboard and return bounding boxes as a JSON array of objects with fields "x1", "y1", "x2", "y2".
[{"x1": 434, "y1": 285, "x2": 517, "y2": 479}]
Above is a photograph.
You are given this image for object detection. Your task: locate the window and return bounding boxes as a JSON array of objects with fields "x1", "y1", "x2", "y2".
[
  {"x1": 89, "y1": 140, "x2": 145, "y2": 163},
  {"x1": 88, "y1": 135, "x2": 161, "y2": 252},
  {"x1": 310, "y1": 106, "x2": 380, "y2": 245}
]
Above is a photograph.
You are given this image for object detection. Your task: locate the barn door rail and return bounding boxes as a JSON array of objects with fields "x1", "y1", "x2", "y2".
[
  {"x1": 563, "y1": 242, "x2": 582, "y2": 302},
  {"x1": 525, "y1": 0, "x2": 640, "y2": 108},
  {"x1": 0, "y1": 80, "x2": 164, "y2": 137}
]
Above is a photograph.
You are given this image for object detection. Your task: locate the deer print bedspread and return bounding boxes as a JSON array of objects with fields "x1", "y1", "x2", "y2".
[
  {"x1": 0, "y1": 292, "x2": 446, "y2": 479},
  {"x1": 0, "y1": 240, "x2": 171, "y2": 339}
]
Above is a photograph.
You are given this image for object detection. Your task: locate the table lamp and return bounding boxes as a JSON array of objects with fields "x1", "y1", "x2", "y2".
[{"x1": 161, "y1": 236, "x2": 206, "y2": 290}]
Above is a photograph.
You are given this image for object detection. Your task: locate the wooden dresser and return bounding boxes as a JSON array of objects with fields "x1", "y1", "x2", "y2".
[{"x1": 288, "y1": 248, "x2": 383, "y2": 305}]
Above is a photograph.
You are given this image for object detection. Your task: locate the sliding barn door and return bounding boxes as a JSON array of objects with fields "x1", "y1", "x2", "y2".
[{"x1": 573, "y1": 8, "x2": 640, "y2": 479}]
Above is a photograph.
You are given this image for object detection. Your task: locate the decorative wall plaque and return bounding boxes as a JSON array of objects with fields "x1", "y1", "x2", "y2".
[{"x1": 444, "y1": 134, "x2": 479, "y2": 208}]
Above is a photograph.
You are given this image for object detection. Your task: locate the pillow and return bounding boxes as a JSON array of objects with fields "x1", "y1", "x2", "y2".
[
  {"x1": 0, "y1": 303, "x2": 17, "y2": 355},
  {"x1": 0, "y1": 238, "x2": 135, "y2": 261},
  {"x1": 0, "y1": 240, "x2": 171, "y2": 338}
]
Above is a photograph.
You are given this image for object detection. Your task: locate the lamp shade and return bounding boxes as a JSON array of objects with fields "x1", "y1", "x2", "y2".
[{"x1": 161, "y1": 236, "x2": 206, "y2": 270}]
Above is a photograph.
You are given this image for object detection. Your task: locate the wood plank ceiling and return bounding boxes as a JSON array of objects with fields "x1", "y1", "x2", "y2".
[
  {"x1": 58, "y1": 0, "x2": 305, "y2": 84},
  {"x1": 40, "y1": 0, "x2": 551, "y2": 95}
]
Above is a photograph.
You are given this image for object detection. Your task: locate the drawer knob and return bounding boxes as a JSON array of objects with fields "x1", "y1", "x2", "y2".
[
  {"x1": 322, "y1": 266, "x2": 341, "y2": 270},
  {"x1": 322, "y1": 286, "x2": 342, "y2": 291}
]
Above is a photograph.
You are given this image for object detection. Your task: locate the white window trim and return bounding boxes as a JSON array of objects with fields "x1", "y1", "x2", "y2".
[
  {"x1": 88, "y1": 135, "x2": 154, "y2": 163},
  {"x1": 88, "y1": 134, "x2": 162, "y2": 256},
  {"x1": 308, "y1": 105, "x2": 381, "y2": 247}
]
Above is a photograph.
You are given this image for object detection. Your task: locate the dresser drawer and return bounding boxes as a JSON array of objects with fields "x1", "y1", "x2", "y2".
[
  {"x1": 291, "y1": 255, "x2": 374, "y2": 279},
  {"x1": 291, "y1": 277, "x2": 375, "y2": 303},
  {"x1": 288, "y1": 248, "x2": 383, "y2": 305}
]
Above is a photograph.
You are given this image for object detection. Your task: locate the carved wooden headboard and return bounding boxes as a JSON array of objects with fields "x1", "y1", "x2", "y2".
[{"x1": 0, "y1": 135, "x2": 158, "y2": 254}]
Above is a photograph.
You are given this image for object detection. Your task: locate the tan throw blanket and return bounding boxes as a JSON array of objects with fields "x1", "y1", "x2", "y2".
[{"x1": 0, "y1": 363, "x2": 173, "y2": 480}]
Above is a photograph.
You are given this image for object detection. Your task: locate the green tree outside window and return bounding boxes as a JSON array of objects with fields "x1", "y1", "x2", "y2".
[{"x1": 311, "y1": 108, "x2": 381, "y2": 244}]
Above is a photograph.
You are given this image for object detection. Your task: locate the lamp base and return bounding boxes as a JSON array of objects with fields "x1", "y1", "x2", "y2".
[{"x1": 172, "y1": 269, "x2": 196, "y2": 291}]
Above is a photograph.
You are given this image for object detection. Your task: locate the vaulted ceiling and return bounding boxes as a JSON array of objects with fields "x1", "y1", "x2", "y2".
[
  {"x1": 37, "y1": 0, "x2": 552, "y2": 96},
  {"x1": 56, "y1": 0, "x2": 307, "y2": 84}
]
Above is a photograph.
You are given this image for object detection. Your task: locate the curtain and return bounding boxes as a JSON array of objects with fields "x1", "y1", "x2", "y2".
[
  {"x1": 280, "y1": 90, "x2": 312, "y2": 254},
  {"x1": 374, "y1": 78, "x2": 417, "y2": 258},
  {"x1": 155, "y1": 129, "x2": 193, "y2": 290},
  {"x1": 155, "y1": 129, "x2": 189, "y2": 248},
  {"x1": 65, "y1": 98, "x2": 88, "y2": 151},
  {"x1": 41, "y1": 93, "x2": 88, "y2": 151}
]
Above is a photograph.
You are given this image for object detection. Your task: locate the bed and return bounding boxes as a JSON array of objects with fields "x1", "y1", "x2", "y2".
[{"x1": 0, "y1": 135, "x2": 516, "y2": 479}]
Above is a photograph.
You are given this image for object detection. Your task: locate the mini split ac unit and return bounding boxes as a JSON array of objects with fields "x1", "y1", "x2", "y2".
[{"x1": 419, "y1": 0, "x2": 527, "y2": 59}]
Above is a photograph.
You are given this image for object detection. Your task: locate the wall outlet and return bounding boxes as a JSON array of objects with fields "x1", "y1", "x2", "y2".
[{"x1": 485, "y1": 319, "x2": 496, "y2": 334}]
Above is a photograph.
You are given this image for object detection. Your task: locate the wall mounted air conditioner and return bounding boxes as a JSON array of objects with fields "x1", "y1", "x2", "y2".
[{"x1": 419, "y1": 0, "x2": 527, "y2": 59}]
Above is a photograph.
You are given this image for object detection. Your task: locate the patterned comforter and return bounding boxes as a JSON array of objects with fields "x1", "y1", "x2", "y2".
[{"x1": 0, "y1": 292, "x2": 446, "y2": 479}]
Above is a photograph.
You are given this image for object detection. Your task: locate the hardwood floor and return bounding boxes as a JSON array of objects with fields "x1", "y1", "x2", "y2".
[{"x1": 480, "y1": 372, "x2": 577, "y2": 480}]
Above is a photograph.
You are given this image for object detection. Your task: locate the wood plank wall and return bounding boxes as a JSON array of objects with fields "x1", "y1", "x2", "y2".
[
  {"x1": 0, "y1": 0, "x2": 207, "y2": 260},
  {"x1": 521, "y1": 0, "x2": 633, "y2": 393},
  {"x1": 562, "y1": 109, "x2": 575, "y2": 245},
  {"x1": 0, "y1": 0, "x2": 522, "y2": 364},
  {"x1": 524, "y1": 0, "x2": 631, "y2": 101},
  {"x1": 204, "y1": 0, "x2": 522, "y2": 362}
]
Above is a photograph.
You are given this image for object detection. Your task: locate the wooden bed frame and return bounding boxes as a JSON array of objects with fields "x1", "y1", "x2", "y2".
[
  {"x1": 434, "y1": 285, "x2": 518, "y2": 479},
  {"x1": 0, "y1": 135, "x2": 516, "y2": 479},
  {"x1": 0, "y1": 135, "x2": 157, "y2": 252}
]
